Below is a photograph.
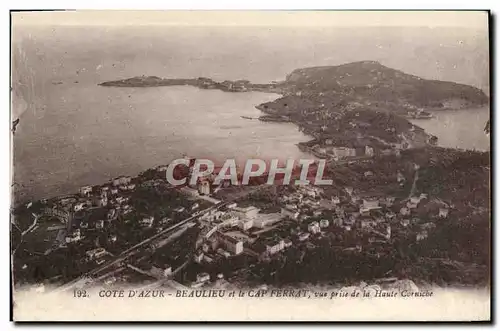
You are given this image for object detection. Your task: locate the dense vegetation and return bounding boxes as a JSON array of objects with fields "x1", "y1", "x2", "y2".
[{"x1": 283, "y1": 61, "x2": 488, "y2": 108}]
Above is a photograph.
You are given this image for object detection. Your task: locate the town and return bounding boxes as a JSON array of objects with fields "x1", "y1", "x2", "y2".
[{"x1": 11, "y1": 138, "x2": 489, "y2": 294}]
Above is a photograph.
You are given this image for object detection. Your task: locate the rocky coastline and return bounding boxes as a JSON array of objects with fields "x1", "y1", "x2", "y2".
[{"x1": 99, "y1": 61, "x2": 487, "y2": 153}]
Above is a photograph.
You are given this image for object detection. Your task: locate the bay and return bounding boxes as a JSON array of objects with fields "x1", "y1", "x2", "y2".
[{"x1": 409, "y1": 107, "x2": 490, "y2": 152}]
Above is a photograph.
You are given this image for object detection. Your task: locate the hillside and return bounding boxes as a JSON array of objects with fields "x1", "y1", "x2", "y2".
[{"x1": 282, "y1": 61, "x2": 488, "y2": 109}]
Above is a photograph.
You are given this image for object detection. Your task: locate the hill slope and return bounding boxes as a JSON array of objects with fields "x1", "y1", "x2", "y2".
[{"x1": 282, "y1": 61, "x2": 488, "y2": 109}]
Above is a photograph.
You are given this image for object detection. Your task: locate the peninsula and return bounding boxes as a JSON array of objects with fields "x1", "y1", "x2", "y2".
[
  {"x1": 100, "y1": 61, "x2": 488, "y2": 112},
  {"x1": 12, "y1": 62, "x2": 490, "y2": 291},
  {"x1": 99, "y1": 61, "x2": 488, "y2": 155}
]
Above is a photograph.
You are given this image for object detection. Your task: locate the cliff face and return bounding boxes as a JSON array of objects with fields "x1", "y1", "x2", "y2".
[{"x1": 283, "y1": 61, "x2": 488, "y2": 109}]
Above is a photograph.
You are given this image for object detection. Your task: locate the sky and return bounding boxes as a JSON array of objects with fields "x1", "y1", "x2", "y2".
[{"x1": 12, "y1": 10, "x2": 489, "y2": 29}]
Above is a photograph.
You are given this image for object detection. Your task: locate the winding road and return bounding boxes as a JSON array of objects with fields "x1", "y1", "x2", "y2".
[{"x1": 53, "y1": 201, "x2": 229, "y2": 293}]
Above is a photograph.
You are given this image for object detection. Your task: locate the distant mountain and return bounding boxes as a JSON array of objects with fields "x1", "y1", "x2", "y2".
[{"x1": 282, "y1": 61, "x2": 488, "y2": 110}]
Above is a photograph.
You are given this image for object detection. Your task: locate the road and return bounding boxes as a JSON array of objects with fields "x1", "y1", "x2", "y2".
[
  {"x1": 54, "y1": 201, "x2": 229, "y2": 292},
  {"x1": 12, "y1": 213, "x2": 39, "y2": 257},
  {"x1": 408, "y1": 165, "x2": 420, "y2": 199},
  {"x1": 21, "y1": 213, "x2": 39, "y2": 236}
]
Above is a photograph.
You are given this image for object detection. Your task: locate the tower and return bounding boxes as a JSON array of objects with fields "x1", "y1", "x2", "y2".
[{"x1": 197, "y1": 179, "x2": 211, "y2": 195}]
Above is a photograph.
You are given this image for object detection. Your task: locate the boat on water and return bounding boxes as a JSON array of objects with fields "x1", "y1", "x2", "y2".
[
  {"x1": 406, "y1": 110, "x2": 434, "y2": 119},
  {"x1": 240, "y1": 116, "x2": 255, "y2": 120}
]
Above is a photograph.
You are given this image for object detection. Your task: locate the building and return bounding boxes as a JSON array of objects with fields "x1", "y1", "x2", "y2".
[
  {"x1": 298, "y1": 232, "x2": 310, "y2": 241},
  {"x1": 331, "y1": 196, "x2": 341, "y2": 205},
  {"x1": 303, "y1": 197, "x2": 320, "y2": 207},
  {"x1": 57, "y1": 197, "x2": 75, "y2": 207},
  {"x1": 383, "y1": 197, "x2": 396, "y2": 207},
  {"x1": 312, "y1": 210, "x2": 322, "y2": 217},
  {"x1": 231, "y1": 205, "x2": 260, "y2": 219},
  {"x1": 281, "y1": 207, "x2": 299, "y2": 221},
  {"x1": 397, "y1": 172, "x2": 406, "y2": 183},
  {"x1": 104, "y1": 276, "x2": 117, "y2": 286},
  {"x1": 238, "y1": 219, "x2": 254, "y2": 231},
  {"x1": 140, "y1": 216, "x2": 154, "y2": 227},
  {"x1": 107, "y1": 209, "x2": 117, "y2": 220},
  {"x1": 122, "y1": 205, "x2": 132, "y2": 215},
  {"x1": 156, "y1": 165, "x2": 169, "y2": 172},
  {"x1": 333, "y1": 218, "x2": 343, "y2": 226},
  {"x1": 150, "y1": 264, "x2": 172, "y2": 278},
  {"x1": 385, "y1": 212, "x2": 396, "y2": 220},
  {"x1": 365, "y1": 146, "x2": 374, "y2": 157},
  {"x1": 410, "y1": 196, "x2": 421, "y2": 204},
  {"x1": 319, "y1": 219, "x2": 329, "y2": 228},
  {"x1": 196, "y1": 272, "x2": 210, "y2": 283},
  {"x1": 360, "y1": 198, "x2": 381, "y2": 216},
  {"x1": 284, "y1": 239, "x2": 293, "y2": 248},
  {"x1": 332, "y1": 147, "x2": 356, "y2": 159},
  {"x1": 65, "y1": 229, "x2": 82, "y2": 243},
  {"x1": 421, "y1": 222, "x2": 436, "y2": 230},
  {"x1": 86, "y1": 248, "x2": 107, "y2": 260},
  {"x1": 265, "y1": 238, "x2": 285, "y2": 255},
  {"x1": 317, "y1": 147, "x2": 327, "y2": 155},
  {"x1": 203, "y1": 255, "x2": 214, "y2": 263},
  {"x1": 406, "y1": 201, "x2": 418, "y2": 209},
  {"x1": 335, "y1": 207, "x2": 345, "y2": 218},
  {"x1": 159, "y1": 217, "x2": 172, "y2": 226},
  {"x1": 362, "y1": 198, "x2": 380, "y2": 210},
  {"x1": 360, "y1": 220, "x2": 377, "y2": 229},
  {"x1": 217, "y1": 248, "x2": 231, "y2": 258},
  {"x1": 416, "y1": 230, "x2": 428, "y2": 241},
  {"x1": 73, "y1": 202, "x2": 86, "y2": 212},
  {"x1": 385, "y1": 225, "x2": 392, "y2": 240},
  {"x1": 112, "y1": 176, "x2": 132, "y2": 186},
  {"x1": 115, "y1": 196, "x2": 129, "y2": 204},
  {"x1": 181, "y1": 186, "x2": 199, "y2": 197},
  {"x1": 400, "y1": 219, "x2": 411, "y2": 227},
  {"x1": 93, "y1": 195, "x2": 108, "y2": 207},
  {"x1": 253, "y1": 213, "x2": 282, "y2": 228},
  {"x1": 303, "y1": 186, "x2": 322, "y2": 199},
  {"x1": 359, "y1": 207, "x2": 371, "y2": 217},
  {"x1": 439, "y1": 208, "x2": 449, "y2": 218},
  {"x1": 174, "y1": 206, "x2": 186, "y2": 213},
  {"x1": 400, "y1": 207, "x2": 410, "y2": 216},
  {"x1": 95, "y1": 220, "x2": 105, "y2": 229},
  {"x1": 201, "y1": 243, "x2": 211, "y2": 253},
  {"x1": 194, "y1": 251, "x2": 204, "y2": 263},
  {"x1": 79, "y1": 186, "x2": 93, "y2": 197},
  {"x1": 217, "y1": 231, "x2": 244, "y2": 255},
  {"x1": 197, "y1": 179, "x2": 211, "y2": 195},
  {"x1": 308, "y1": 221, "x2": 321, "y2": 234}
]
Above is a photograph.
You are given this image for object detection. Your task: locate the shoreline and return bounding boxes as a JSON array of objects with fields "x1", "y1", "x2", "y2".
[
  {"x1": 14, "y1": 59, "x2": 491, "y2": 204},
  {"x1": 13, "y1": 80, "x2": 489, "y2": 205}
]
